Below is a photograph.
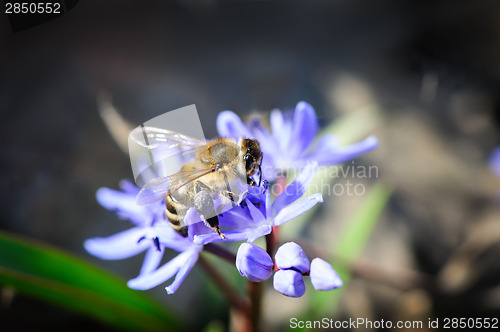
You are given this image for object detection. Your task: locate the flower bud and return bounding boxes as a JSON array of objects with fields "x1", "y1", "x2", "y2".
[
  {"x1": 274, "y1": 242, "x2": 310, "y2": 274},
  {"x1": 310, "y1": 258, "x2": 343, "y2": 291},
  {"x1": 236, "y1": 243, "x2": 273, "y2": 282},
  {"x1": 273, "y1": 269, "x2": 306, "y2": 297}
]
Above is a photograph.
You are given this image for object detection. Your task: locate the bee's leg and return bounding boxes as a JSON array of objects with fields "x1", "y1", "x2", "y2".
[
  {"x1": 206, "y1": 215, "x2": 225, "y2": 240},
  {"x1": 247, "y1": 177, "x2": 256, "y2": 186},
  {"x1": 194, "y1": 190, "x2": 225, "y2": 239}
]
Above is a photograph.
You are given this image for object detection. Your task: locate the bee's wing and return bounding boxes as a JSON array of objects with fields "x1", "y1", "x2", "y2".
[
  {"x1": 136, "y1": 168, "x2": 215, "y2": 206},
  {"x1": 129, "y1": 126, "x2": 209, "y2": 186},
  {"x1": 129, "y1": 126, "x2": 206, "y2": 150}
]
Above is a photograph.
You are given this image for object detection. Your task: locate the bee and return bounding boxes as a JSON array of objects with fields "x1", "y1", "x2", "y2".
[{"x1": 129, "y1": 126, "x2": 263, "y2": 239}]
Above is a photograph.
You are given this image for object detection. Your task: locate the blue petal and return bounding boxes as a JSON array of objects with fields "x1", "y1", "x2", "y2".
[
  {"x1": 118, "y1": 179, "x2": 140, "y2": 195},
  {"x1": 84, "y1": 227, "x2": 150, "y2": 260},
  {"x1": 489, "y1": 147, "x2": 500, "y2": 177},
  {"x1": 270, "y1": 109, "x2": 293, "y2": 153},
  {"x1": 260, "y1": 152, "x2": 279, "y2": 181},
  {"x1": 310, "y1": 258, "x2": 343, "y2": 291},
  {"x1": 194, "y1": 228, "x2": 257, "y2": 245},
  {"x1": 236, "y1": 243, "x2": 273, "y2": 282},
  {"x1": 306, "y1": 134, "x2": 340, "y2": 156},
  {"x1": 216, "y1": 111, "x2": 252, "y2": 140},
  {"x1": 247, "y1": 118, "x2": 274, "y2": 150},
  {"x1": 183, "y1": 207, "x2": 203, "y2": 227},
  {"x1": 165, "y1": 249, "x2": 200, "y2": 294},
  {"x1": 272, "y1": 162, "x2": 318, "y2": 215},
  {"x1": 219, "y1": 209, "x2": 254, "y2": 228},
  {"x1": 96, "y1": 187, "x2": 151, "y2": 226},
  {"x1": 246, "y1": 199, "x2": 267, "y2": 225},
  {"x1": 139, "y1": 246, "x2": 164, "y2": 276},
  {"x1": 270, "y1": 109, "x2": 285, "y2": 141},
  {"x1": 154, "y1": 223, "x2": 194, "y2": 252},
  {"x1": 308, "y1": 135, "x2": 378, "y2": 165},
  {"x1": 127, "y1": 249, "x2": 196, "y2": 290},
  {"x1": 273, "y1": 269, "x2": 306, "y2": 297},
  {"x1": 265, "y1": 183, "x2": 272, "y2": 219},
  {"x1": 248, "y1": 118, "x2": 281, "y2": 178},
  {"x1": 290, "y1": 102, "x2": 318, "y2": 156},
  {"x1": 275, "y1": 242, "x2": 310, "y2": 274},
  {"x1": 246, "y1": 225, "x2": 272, "y2": 244},
  {"x1": 273, "y1": 193, "x2": 323, "y2": 226}
]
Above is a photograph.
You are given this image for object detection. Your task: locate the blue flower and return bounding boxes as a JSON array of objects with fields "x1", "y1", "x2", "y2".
[
  {"x1": 217, "y1": 101, "x2": 378, "y2": 180},
  {"x1": 489, "y1": 147, "x2": 500, "y2": 177},
  {"x1": 193, "y1": 162, "x2": 323, "y2": 245},
  {"x1": 272, "y1": 242, "x2": 342, "y2": 297},
  {"x1": 235, "y1": 243, "x2": 273, "y2": 282},
  {"x1": 310, "y1": 258, "x2": 343, "y2": 291},
  {"x1": 84, "y1": 180, "x2": 203, "y2": 294},
  {"x1": 273, "y1": 269, "x2": 306, "y2": 298},
  {"x1": 87, "y1": 102, "x2": 366, "y2": 297},
  {"x1": 275, "y1": 242, "x2": 309, "y2": 274}
]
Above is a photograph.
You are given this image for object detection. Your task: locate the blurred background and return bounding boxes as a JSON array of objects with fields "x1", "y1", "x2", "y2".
[{"x1": 2, "y1": 0, "x2": 500, "y2": 331}]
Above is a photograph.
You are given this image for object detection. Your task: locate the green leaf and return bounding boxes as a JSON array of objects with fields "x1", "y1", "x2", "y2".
[{"x1": 0, "y1": 231, "x2": 181, "y2": 332}]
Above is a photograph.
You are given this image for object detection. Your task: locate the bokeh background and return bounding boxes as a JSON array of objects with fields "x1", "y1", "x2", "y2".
[{"x1": 2, "y1": 0, "x2": 500, "y2": 331}]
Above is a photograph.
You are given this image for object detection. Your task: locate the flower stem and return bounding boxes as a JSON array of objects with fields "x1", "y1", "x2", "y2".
[
  {"x1": 266, "y1": 173, "x2": 286, "y2": 263},
  {"x1": 247, "y1": 281, "x2": 262, "y2": 330},
  {"x1": 204, "y1": 243, "x2": 237, "y2": 264},
  {"x1": 197, "y1": 255, "x2": 250, "y2": 317},
  {"x1": 245, "y1": 173, "x2": 288, "y2": 331}
]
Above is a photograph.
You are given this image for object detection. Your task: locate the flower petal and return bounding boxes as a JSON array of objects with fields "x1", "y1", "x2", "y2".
[
  {"x1": 272, "y1": 162, "x2": 318, "y2": 214},
  {"x1": 270, "y1": 108, "x2": 285, "y2": 141},
  {"x1": 309, "y1": 135, "x2": 378, "y2": 165},
  {"x1": 290, "y1": 101, "x2": 318, "y2": 156},
  {"x1": 236, "y1": 243, "x2": 273, "y2": 282},
  {"x1": 219, "y1": 209, "x2": 254, "y2": 228},
  {"x1": 273, "y1": 193, "x2": 323, "y2": 226},
  {"x1": 96, "y1": 187, "x2": 150, "y2": 226},
  {"x1": 489, "y1": 147, "x2": 500, "y2": 177},
  {"x1": 246, "y1": 199, "x2": 266, "y2": 225},
  {"x1": 216, "y1": 111, "x2": 252, "y2": 140},
  {"x1": 127, "y1": 249, "x2": 193, "y2": 290},
  {"x1": 154, "y1": 223, "x2": 194, "y2": 252},
  {"x1": 165, "y1": 249, "x2": 200, "y2": 294},
  {"x1": 139, "y1": 246, "x2": 164, "y2": 276},
  {"x1": 246, "y1": 225, "x2": 272, "y2": 244},
  {"x1": 118, "y1": 179, "x2": 140, "y2": 195},
  {"x1": 271, "y1": 109, "x2": 293, "y2": 153},
  {"x1": 310, "y1": 258, "x2": 343, "y2": 291},
  {"x1": 248, "y1": 118, "x2": 274, "y2": 151},
  {"x1": 194, "y1": 228, "x2": 257, "y2": 245},
  {"x1": 275, "y1": 242, "x2": 310, "y2": 274},
  {"x1": 273, "y1": 269, "x2": 306, "y2": 297},
  {"x1": 84, "y1": 227, "x2": 150, "y2": 260}
]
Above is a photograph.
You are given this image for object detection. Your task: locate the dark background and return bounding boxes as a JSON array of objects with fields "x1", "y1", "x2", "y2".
[{"x1": 2, "y1": 0, "x2": 500, "y2": 331}]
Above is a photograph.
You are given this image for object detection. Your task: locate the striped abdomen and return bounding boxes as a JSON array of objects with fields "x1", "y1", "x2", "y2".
[{"x1": 165, "y1": 195, "x2": 188, "y2": 237}]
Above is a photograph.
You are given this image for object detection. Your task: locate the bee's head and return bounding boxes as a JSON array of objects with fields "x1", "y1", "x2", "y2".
[{"x1": 240, "y1": 138, "x2": 262, "y2": 177}]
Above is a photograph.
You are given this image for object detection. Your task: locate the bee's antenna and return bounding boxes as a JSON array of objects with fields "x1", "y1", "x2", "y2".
[{"x1": 258, "y1": 154, "x2": 263, "y2": 187}]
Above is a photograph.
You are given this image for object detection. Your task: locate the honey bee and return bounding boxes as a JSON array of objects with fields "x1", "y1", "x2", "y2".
[{"x1": 128, "y1": 126, "x2": 263, "y2": 239}]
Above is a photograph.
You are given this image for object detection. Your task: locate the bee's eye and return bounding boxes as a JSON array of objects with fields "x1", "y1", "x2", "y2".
[{"x1": 244, "y1": 154, "x2": 253, "y2": 171}]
